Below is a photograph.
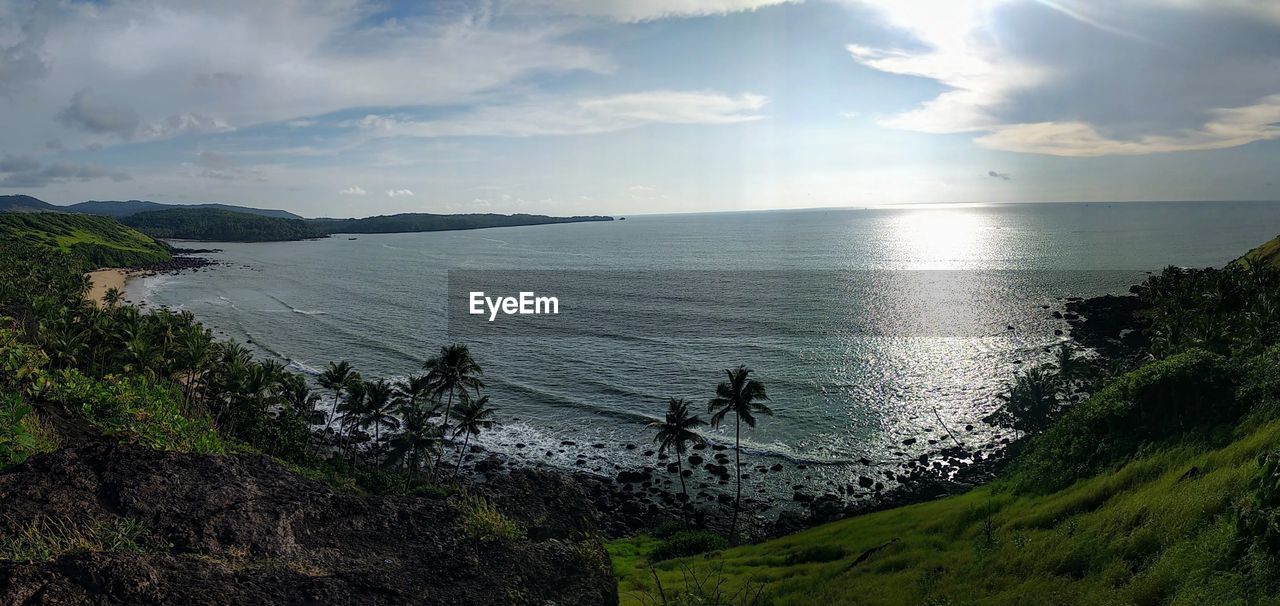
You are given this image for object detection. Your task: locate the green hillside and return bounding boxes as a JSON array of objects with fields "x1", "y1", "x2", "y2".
[
  {"x1": 0, "y1": 213, "x2": 170, "y2": 268},
  {"x1": 122, "y1": 207, "x2": 323, "y2": 242},
  {"x1": 1237, "y1": 234, "x2": 1280, "y2": 268},
  {"x1": 611, "y1": 262, "x2": 1280, "y2": 605}
]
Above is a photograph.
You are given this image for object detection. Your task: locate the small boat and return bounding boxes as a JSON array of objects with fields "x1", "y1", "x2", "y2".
[{"x1": 348, "y1": 237, "x2": 358, "y2": 240}]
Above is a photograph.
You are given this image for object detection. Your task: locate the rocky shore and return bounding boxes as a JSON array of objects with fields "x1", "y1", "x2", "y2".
[{"x1": 444, "y1": 286, "x2": 1150, "y2": 540}]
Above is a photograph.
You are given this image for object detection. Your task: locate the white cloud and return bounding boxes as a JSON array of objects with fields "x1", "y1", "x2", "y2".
[
  {"x1": 1, "y1": 0, "x2": 611, "y2": 151},
  {"x1": 339, "y1": 185, "x2": 367, "y2": 196},
  {"x1": 520, "y1": 0, "x2": 798, "y2": 22},
  {"x1": 975, "y1": 94, "x2": 1280, "y2": 156},
  {"x1": 345, "y1": 91, "x2": 768, "y2": 138},
  {"x1": 844, "y1": 0, "x2": 1039, "y2": 134},
  {"x1": 846, "y1": 0, "x2": 1280, "y2": 156},
  {"x1": 386, "y1": 189, "x2": 413, "y2": 197}
]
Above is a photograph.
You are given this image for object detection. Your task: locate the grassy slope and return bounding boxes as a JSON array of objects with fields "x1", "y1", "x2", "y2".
[
  {"x1": 611, "y1": 421, "x2": 1280, "y2": 605},
  {"x1": 0, "y1": 213, "x2": 170, "y2": 268},
  {"x1": 1237, "y1": 235, "x2": 1280, "y2": 268}
]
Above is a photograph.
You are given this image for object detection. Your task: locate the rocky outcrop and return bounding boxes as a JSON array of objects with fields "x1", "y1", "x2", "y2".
[{"x1": 0, "y1": 443, "x2": 616, "y2": 605}]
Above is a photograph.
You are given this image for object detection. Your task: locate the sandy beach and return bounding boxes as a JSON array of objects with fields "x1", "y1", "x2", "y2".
[{"x1": 85, "y1": 268, "x2": 134, "y2": 307}]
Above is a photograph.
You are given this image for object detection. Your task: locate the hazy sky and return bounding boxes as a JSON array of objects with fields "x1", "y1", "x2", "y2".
[{"x1": 2, "y1": 0, "x2": 1279, "y2": 217}]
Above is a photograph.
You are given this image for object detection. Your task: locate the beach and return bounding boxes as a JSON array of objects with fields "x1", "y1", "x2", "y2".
[{"x1": 85, "y1": 268, "x2": 133, "y2": 306}]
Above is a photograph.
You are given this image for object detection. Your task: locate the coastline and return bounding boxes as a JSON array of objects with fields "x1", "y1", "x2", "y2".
[{"x1": 85, "y1": 268, "x2": 137, "y2": 306}]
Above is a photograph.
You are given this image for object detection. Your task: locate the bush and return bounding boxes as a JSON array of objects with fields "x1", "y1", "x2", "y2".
[
  {"x1": 43, "y1": 370, "x2": 224, "y2": 454},
  {"x1": 651, "y1": 530, "x2": 729, "y2": 561},
  {"x1": 458, "y1": 494, "x2": 525, "y2": 543},
  {"x1": 1007, "y1": 349, "x2": 1237, "y2": 493}
]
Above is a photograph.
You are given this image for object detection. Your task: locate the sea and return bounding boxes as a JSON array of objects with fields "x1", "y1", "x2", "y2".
[{"x1": 126, "y1": 201, "x2": 1280, "y2": 505}]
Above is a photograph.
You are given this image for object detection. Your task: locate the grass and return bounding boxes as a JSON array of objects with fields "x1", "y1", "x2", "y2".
[
  {"x1": 0, "y1": 516, "x2": 169, "y2": 563},
  {"x1": 610, "y1": 420, "x2": 1280, "y2": 605},
  {"x1": 0, "y1": 213, "x2": 170, "y2": 268}
]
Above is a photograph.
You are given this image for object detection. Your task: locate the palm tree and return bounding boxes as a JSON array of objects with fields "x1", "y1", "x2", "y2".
[
  {"x1": 362, "y1": 379, "x2": 401, "y2": 453},
  {"x1": 423, "y1": 344, "x2": 484, "y2": 480},
  {"x1": 650, "y1": 397, "x2": 706, "y2": 528},
  {"x1": 102, "y1": 287, "x2": 124, "y2": 309},
  {"x1": 451, "y1": 393, "x2": 496, "y2": 479},
  {"x1": 385, "y1": 410, "x2": 442, "y2": 479},
  {"x1": 707, "y1": 366, "x2": 772, "y2": 544},
  {"x1": 987, "y1": 367, "x2": 1061, "y2": 438},
  {"x1": 318, "y1": 361, "x2": 356, "y2": 431}
]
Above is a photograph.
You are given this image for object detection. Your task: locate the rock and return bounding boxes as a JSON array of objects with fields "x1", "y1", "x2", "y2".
[
  {"x1": 901, "y1": 438, "x2": 917, "y2": 446},
  {"x1": 769, "y1": 463, "x2": 783, "y2": 472},
  {"x1": 0, "y1": 443, "x2": 617, "y2": 606},
  {"x1": 858, "y1": 476, "x2": 874, "y2": 488}
]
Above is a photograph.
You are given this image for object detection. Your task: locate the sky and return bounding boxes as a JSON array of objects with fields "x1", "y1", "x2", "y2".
[{"x1": 1, "y1": 0, "x2": 1279, "y2": 218}]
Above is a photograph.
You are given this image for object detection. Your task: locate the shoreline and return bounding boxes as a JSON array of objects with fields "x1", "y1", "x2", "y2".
[{"x1": 85, "y1": 268, "x2": 139, "y2": 307}]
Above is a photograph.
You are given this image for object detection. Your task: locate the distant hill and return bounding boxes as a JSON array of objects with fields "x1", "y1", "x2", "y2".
[
  {"x1": 67, "y1": 200, "x2": 303, "y2": 220},
  {"x1": 0, "y1": 212, "x2": 171, "y2": 268},
  {"x1": 0, "y1": 195, "x2": 59, "y2": 213},
  {"x1": 310, "y1": 212, "x2": 614, "y2": 235},
  {"x1": 123, "y1": 207, "x2": 323, "y2": 242}
]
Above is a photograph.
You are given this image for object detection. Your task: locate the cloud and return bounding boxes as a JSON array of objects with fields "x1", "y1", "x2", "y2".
[
  {"x1": 847, "y1": 0, "x2": 1280, "y2": 155},
  {"x1": 1, "y1": 0, "x2": 611, "y2": 151},
  {"x1": 385, "y1": 189, "x2": 413, "y2": 197},
  {"x1": 57, "y1": 89, "x2": 140, "y2": 139},
  {"x1": 138, "y1": 113, "x2": 234, "y2": 139},
  {"x1": 520, "y1": 0, "x2": 799, "y2": 22},
  {"x1": 0, "y1": 154, "x2": 40, "y2": 173},
  {"x1": 346, "y1": 91, "x2": 768, "y2": 138},
  {"x1": 0, "y1": 156, "x2": 130, "y2": 188},
  {"x1": 178, "y1": 150, "x2": 263, "y2": 180},
  {"x1": 987, "y1": 170, "x2": 1011, "y2": 180},
  {"x1": 975, "y1": 94, "x2": 1280, "y2": 156},
  {"x1": 0, "y1": 1, "x2": 52, "y2": 93},
  {"x1": 339, "y1": 185, "x2": 367, "y2": 196}
]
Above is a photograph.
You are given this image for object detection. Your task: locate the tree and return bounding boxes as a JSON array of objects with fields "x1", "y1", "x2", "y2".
[
  {"x1": 102, "y1": 287, "x2": 123, "y2": 309},
  {"x1": 385, "y1": 409, "x2": 442, "y2": 478},
  {"x1": 650, "y1": 397, "x2": 706, "y2": 528},
  {"x1": 452, "y1": 393, "x2": 496, "y2": 479},
  {"x1": 707, "y1": 366, "x2": 772, "y2": 544},
  {"x1": 361, "y1": 379, "x2": 400, "y2": 454},
  {"x1": 986, "y1": 366, "x2": 1061, "y2": 437},
  {"x1": 423, "y1": 344, "x2": 484, "y2": 480},
  {"x1": 318, "y1": 361, "x2": 356, "y2": 432}
]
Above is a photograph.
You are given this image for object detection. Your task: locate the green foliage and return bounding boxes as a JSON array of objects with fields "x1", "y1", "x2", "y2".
[
  {"x1": 1235, "y1": 450, "x2": 1280, "y2": 565},
  {"x1": 122, "y1": 207, "x2": 322, "y2": 242},
  {"x1": 0, "y1": 391, "x2": 56, "y2": 468},
  {"x1": 457, "y1": 493, "x2": 526, "y2": 543},
  {"x1": 43, "y1": 369, "x2": 224, "y2": 454},
  {"x1": 652, "y1": 531, "x2": 729, "y2": 562},
  {"x1": 0, "y1": 516, "x2": 168, "y2": 563},
  {"x1": 0, "y1": 212, "x2": 170, "y2": 268},
  {"x1": 613, "y1": 419, "x2": 1280, "y2": 606},
  {"x1": 1006, "y1": 349, "x2": 1237, "y2": 493}
]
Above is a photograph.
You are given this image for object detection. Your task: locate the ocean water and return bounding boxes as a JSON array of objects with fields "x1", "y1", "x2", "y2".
[{"x1": 129, "y1": 201, "x2": 1280, "y2": 502}]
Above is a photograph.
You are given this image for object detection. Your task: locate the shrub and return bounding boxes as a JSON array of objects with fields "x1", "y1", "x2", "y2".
[
  {"x1": 43, "y1": 370, "x2": 223, "y2": 454},
  {"x1": 1007, "y1": 349, "x2": 1237, "y2": 493},
  {"x1": 651, "y1": 530, "x2": 729, "y2": 562},
  {"x1": 458, "y1": 494, "x2": 525, "y2": 543}
]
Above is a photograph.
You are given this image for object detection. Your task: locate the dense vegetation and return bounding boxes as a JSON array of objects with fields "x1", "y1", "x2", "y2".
[
  {"x1": 122, "y1": 207, "x2": 324, "y2": 242},
  {"x1": 0, "y1": 213, "x2": 171, "y2": 268},
  {"x1": 0, "y1": 237, "x2": 506, "y2": 499},
  {"x1": 309, "y1": 212, "x2": 613, "y2": 235},
  {"x1": 612, "y1": 259, "x2": 1280, "y2": 605}
]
